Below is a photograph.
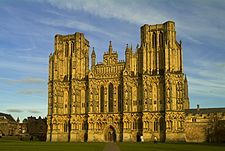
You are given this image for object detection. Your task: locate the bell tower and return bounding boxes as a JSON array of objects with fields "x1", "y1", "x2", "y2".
[{"x1": 47, "y1": 32, "x2": 89, "y2": 142}]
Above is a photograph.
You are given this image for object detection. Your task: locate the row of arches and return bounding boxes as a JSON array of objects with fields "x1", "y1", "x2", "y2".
[
  {"x1": 123, "y1": 118, "x2": 143, "y2": 130},
  {"x1": 53, "y1": 118, "x2": 184, "y2": 135},
  {"x1": 166, "y1": 120, "x2": 184, "y2": 131}
]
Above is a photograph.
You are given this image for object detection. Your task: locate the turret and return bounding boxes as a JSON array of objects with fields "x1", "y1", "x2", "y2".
[
  {"x1": 91, "y1": 47, "x2": 96, "y2": 69},
  {"x1": 48, "y1": 53, "x2": 53, "y2": 81},
  {"x1": 125, "y1": 44, "x2": 131, "y2": 69},
  {"x1": 184, "y1": 74, "x2": 190, "y2": 109},
  {"x1": 109, "y1": 40, "x2": 113, "y2": 54},
  {"x1": 164, "y1": 21, "x2": 176, "y2": 48},
  {"x1": 16, "y1": 117, "x2": 20, "y2": 123}
]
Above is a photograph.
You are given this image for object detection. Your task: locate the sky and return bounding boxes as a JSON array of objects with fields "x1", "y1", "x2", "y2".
[{"x1": 0, "y1": 0, "x2": 225, "y2": 121}]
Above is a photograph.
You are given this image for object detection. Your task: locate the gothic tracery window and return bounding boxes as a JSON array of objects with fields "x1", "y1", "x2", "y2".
[
  {"x1": 152, "y1": 32, "x2": 157, "y2": 48},
  {"x1": 108, "y1": 83, "x2": 114, "y2": 112},
  {"x1": 65, "y1": 42, "x2": 69, "y2": 57},
  {"x1": 64, "y1": 122, "x2": 68, "y2": 132},
  {"x1": 118, "y1": 84, "x2": 123, "y2": 112},
  {"x1": 100, "y1": 86, "x2": 104, "y2": 113},
  {"x1": 154, "y1": 119, "x2": 158, "y2": 131},
  {"x1": 159, "y1": 32, "x2": 163, "y2": 47}
]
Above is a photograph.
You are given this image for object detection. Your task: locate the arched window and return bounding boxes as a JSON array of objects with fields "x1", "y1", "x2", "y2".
[
  {"x1": 100, "y1": 86, "x2": 104, "y2": 113},
  {"x1": 167, "y1": 120, "x2": 172, "y2": 130},
  {"x1": 65, "y1": 42, "x2": 69, "y2": 57},
  {"x1": 154, "y1": 120, "x2": 158, "y2": 132},
  {"x1": 133, "y1": 119, "x2": 137, "y2": 129},
  {"x1": 137, "y1": 118, "x2": 143, "y2": 130},
  {"x1": 178, "y1": 120, "x2": 183, "y2": 129},
  {"x1": 118, "y1": 84, "x2": 123, "y2": 112},
  {"x1": 71, "y1": 42, "x2": 74, "y2": 53},
  {"x1": 152, "y1": 32, "x2": 157, "y2": 48},
  {"x1": 64, "y1": 122, "x2": 68, "y2": 132},
  {"x1": 159, "y1": 32, "x2": 163, "y2": 47},
  {"x1": 146, "y1": 121, "x2": 149, "y2": 129},
  {"x1": 108, "y1": 83, "x2": 114, "y2": 112}
]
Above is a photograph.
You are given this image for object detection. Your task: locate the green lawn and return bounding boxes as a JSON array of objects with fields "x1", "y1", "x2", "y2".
[
  {"x1": 0, "y1": 140, "x2": 105, "y2": 151},
  {"x1": 118, "y1": 142, "x2": 225, "y2": 151},
  {"x1": 0, "y1": 139, "x2": 225, "y2": 151}
]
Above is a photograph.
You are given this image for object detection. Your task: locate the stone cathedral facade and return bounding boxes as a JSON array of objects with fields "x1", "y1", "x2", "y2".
[{"x1": 47, "y1": 21, "x2": 191, "y2": 142}]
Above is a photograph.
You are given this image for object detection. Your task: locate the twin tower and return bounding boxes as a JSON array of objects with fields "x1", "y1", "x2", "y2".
[{"x1": 47, "y1": 21, "x2": 189, "y2": 142}]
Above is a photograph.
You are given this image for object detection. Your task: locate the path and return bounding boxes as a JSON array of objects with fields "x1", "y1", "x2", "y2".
[{"x1": 102, "y1": 143, "x2": 121, "y2": 151}]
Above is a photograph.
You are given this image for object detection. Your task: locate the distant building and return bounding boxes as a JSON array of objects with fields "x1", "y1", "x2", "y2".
[
  {"x1": 19, "y1": 116, "x2": 47, "y2": 141},
  {"x1": 0, "y1": 112, "x2": 18, "y2": 136},
  {"x1": 47, "y1": 21, "x2": 225, "y2": 143}
]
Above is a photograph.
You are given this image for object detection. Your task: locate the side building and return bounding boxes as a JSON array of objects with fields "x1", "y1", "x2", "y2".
[
  {"x1": 0, "y1": 112, "x2": 18, "y2": 136},
  {"x1": 185, "y1": 106, "x2": 225, "y2": 143}
]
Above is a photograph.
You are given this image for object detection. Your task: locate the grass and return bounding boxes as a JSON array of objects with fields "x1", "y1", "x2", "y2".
[
  {"x1": 0, "y1": 139, "x2": 225, "y2": 151},
  {"x1": 118, "y1": 142, "x2": 225, "y2": 151},
  {"x1": 0, "y1": 139, "x2": 105, "y2": 151}
]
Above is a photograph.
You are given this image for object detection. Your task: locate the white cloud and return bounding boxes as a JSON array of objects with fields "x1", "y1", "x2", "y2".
[
  {"x1": 17, "y1": 56, "x2": 48, "y2": 64},
  {"x1": 37, "y1": 0, "x2": 167, "y2": 25},
  {"x1": 38, "y1": 17, "x2": 116, "y2": 37},
  {"x1": 17, "y1": 89, "x2": 45, "y2": 95},
  {"x1": 0, "y1": 77, "x2": 45, "y2": 84},
  {"x1": 186, "y1": 59, "x2": 225, "y2": 99},
  {"x1": 27, "y1": 109, "x2": 41, "y2": 113},
  {"x1": 0, "y1": 60, "x2": 47, "y2": 73},
  {"x1": 16, "y1": 77, "x2": 45, "y2": 84},
  {"x1": 6, "y1": 109, "x2": 24, "y2": 113},
  {"x1": 37, "y1": 0, "x2": 225, "y2": 46}
]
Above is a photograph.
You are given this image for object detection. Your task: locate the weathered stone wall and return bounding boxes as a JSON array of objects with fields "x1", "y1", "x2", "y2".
[{"x1": 185, "y1": 122, "x2": 208, "y2": 142}]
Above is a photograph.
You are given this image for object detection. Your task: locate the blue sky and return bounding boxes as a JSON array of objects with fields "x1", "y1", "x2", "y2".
[{"x1": 0, "y1": 0, "x2": 225, "y2": 120}]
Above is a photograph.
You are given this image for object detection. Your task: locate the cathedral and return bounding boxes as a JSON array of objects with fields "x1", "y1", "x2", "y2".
[{"x1": 47, "y1": 21, "x2": 225, "y2": 143}]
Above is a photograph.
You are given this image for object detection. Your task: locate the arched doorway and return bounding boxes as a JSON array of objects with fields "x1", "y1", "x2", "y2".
[
  {"x1": 105, "y1": 125, "x2": 116, "y2": 142},
  {"x1": 84, "y1": 133, "x2": 88, "y2": 142},
  {"x1": 136, "y1": 132, "x2": 141, "y2": 142}
]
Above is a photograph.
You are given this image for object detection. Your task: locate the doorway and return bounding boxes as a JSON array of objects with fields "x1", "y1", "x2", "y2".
[{"x1": 105, "y1": 125, "x2": 116, "y2": 142}]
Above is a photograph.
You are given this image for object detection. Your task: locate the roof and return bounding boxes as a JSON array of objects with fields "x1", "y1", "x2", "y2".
[
  {"x1": 185, "y1": 107, "x2": 225, "y2": 115},
  {"x1": 0, "y1": 112, "x2": 16, "y2": 122}
]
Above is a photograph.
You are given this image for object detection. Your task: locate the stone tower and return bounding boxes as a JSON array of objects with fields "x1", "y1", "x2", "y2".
[
  {"x1": 140, "y1": 21, "x2": 189, "y2": 141},
  {"x1": 47, "y1": 33, "x2": 89, "y2": 142},
  {"x1": 47, "y1": 21, "x2": 190, "y2": 142}
]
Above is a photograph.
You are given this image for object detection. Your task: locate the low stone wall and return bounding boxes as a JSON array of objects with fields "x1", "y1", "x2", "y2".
[
  {"x1": 185, "y1": 122, "x2": 208, "y2": 142},
  {"x1": 166, "y1": 132, "x2": 185, "y2": 142}
]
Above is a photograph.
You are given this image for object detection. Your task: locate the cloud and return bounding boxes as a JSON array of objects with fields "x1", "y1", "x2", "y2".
[
  {"x1": 38, "y1": 17, "x2": 116, "y2": 37},
  {"x1": 0, "y1": 77, "x2": 45, "y2": 84},
  {"x1": 6, "y1": 109, "x2": 24, "y2": 113},
  {"x1": 186, "y1": 58, "x2": 225, "y2": 99},
  {"x1": 17, "y1": 89, "x2": 45, "y2": 95},
  {"x1": 17, "y1": 56, "x2": 48, "y2": 64},
  {"x1": 27, "y1": 109, "x2": 41, "y2": 113},
  {"x1": 36, "y1": 0, "x2": 225, "y2": 46},
  {"x1": 0, "y1": 60, "x2": 47, "y2": 74},
  {"x1": 188, "y1": 76, "x2": 225, "y2": 98},
  {"x1": 38, "y1": 0, "x2": 166, "y2": 25},
  {"x1": 15, "y1": 77, "x2": 45, "y2": 84},
  {"x1": 217, "y1": 62, "x2": 225, "y2": 69},
  {"x1": 5, "y1": 108, "x2": 41, "y2": 114}
]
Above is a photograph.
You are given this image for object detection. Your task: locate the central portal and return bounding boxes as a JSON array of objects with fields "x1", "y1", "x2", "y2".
[{"x1": 105, "y1": 125, "x2": 116, "y2": 142}]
